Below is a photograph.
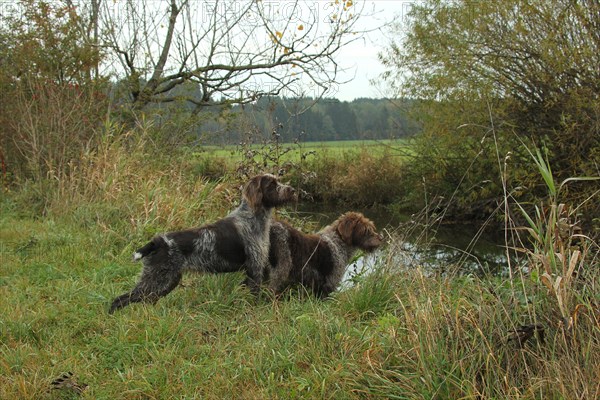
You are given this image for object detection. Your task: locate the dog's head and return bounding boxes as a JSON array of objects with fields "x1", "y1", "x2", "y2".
[
  {"x1": 243, "y1": 174, "x2": 297, "y2": 212},
  {"x1": 335, "y1": 212, "x2": 383, "y2": 252}
]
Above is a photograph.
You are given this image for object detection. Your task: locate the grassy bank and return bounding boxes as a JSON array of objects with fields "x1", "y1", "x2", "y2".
[
  {"x1": 2, "y1": 180, "x2": 599, "y2": 399},
  {"x1": 193, "y1": 139, "x2": 409, "y2": 208},
  {"x1": 1, "y1": 129, "x2": 598, "y2": 399}
]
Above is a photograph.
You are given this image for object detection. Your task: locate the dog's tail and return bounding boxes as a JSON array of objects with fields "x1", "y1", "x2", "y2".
[{"x1": 132, "y1": 237, "x2": 163, "y2": 261}]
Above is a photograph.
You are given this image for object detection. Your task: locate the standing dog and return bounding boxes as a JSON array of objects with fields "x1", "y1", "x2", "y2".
[
  {"x1": 267, "y1": 212, "x2": 383, "y2": 298},
  {"x1": 109, "y1": 174, "x2": 296, "y2": 313}
]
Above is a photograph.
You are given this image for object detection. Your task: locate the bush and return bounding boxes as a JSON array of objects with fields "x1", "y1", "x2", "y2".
[
  {"x1": 381, "y1": 0, "x2": 600, "y2": 225},
  {"x1": 291, "y1": 147, "x2": 407, "y2": 207}
]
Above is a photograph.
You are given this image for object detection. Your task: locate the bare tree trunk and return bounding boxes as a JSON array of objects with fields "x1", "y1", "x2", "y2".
[{"x1": 134, "y1": 0, "x2": 183, "y2": 109}]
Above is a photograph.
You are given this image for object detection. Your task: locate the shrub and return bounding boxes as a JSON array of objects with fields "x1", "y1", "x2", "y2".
[{"x1": 292, "y1": 147, "x2": 407, "y2": 207}]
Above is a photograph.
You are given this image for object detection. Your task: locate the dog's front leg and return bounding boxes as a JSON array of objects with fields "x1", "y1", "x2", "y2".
[
  {"x1": 242, "y1": 244, "x2": 268, "y2": 295},
  {"x1": 243, "y1": 262, "x2": 263, "y2": 295}
]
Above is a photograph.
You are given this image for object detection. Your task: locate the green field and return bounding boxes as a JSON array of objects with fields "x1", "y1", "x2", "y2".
[{"x1": 194, "y1": 139, "x2": 410, "y2": 163}]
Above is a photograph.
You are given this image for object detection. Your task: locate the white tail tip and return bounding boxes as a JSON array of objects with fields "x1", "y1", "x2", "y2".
[{"x1": 133, "y1": 252, "x2": 143, "y2": 261}]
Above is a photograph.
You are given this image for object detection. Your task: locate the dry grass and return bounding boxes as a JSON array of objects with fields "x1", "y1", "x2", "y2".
[{"x1": 288, "y1": 147, "x2": 407, "y2": 206}]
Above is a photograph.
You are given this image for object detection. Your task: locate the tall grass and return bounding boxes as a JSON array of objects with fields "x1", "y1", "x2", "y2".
[
  {"x1": 288, "y1": 147, "x2": 407, "y2": 207},
  {"x1": 1, "y1": 202, "x2": 598, "y2": 398},
  {"x1": 7, "y1": 120, "x2": 238, "y2": 243},
  {"x1": 513, "y1": 146, "x2": 599, "y2": 324}
]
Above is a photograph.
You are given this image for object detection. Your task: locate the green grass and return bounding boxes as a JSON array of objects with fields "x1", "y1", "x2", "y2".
[
  {"x1": 0, "y1": 135, "x2": 596, "y2": 399},
  {"x1": 193, "y1": 139, "x2": 409, "y2": 164},
  {"x1": 1, "y1": 199, "x2": 598, "y2": 399}
]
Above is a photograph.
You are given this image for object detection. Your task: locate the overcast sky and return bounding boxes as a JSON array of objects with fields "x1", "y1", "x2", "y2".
[{"x1": 333, "y1": 1, "x2": 411, "y2": 100}]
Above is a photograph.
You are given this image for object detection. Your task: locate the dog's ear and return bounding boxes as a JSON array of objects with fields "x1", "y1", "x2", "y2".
[
  {"x1": 243, "y1": 175, "x2": 263, "y2": 211},
  {"x1": 336, "y1": 213, "x2": 359, "y2": 245}
]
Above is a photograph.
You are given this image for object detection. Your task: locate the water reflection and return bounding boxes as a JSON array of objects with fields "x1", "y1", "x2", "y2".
[{"x1": 286, "y1": 204, "x2": 517, "y2": 283}]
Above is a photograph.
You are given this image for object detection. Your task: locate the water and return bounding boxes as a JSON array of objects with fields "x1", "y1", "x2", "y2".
[{"x1": 286, "y1": 204, "x2": 511, "y2": 281}]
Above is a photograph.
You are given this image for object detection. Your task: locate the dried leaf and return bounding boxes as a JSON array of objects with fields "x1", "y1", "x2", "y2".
[
  {"x1": 540, "y1": 272, "x2": 554, "y2": 293},
  {"x1": 566, "y1": 250, "x2": 580, "y2": 280},
  {"x1": 553, "y1": 275, "x2": 563, "y2": 293},
  {"x1": 540, "y1": 255, "x2": 551, "y2": 275},
  {"x1": 555, "y1": 252, "x2": 564, "y2": 265},
  {"x1": 50, "y1": 371, "x2": 87, "y2": 394},
  {"x1": 507, "y1": 324, "x2": 545, "y2": 347}
]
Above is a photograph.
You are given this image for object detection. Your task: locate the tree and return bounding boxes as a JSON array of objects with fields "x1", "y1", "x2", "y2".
[
  {"x1": 83, "y1": 0, "x2": 365, "y2": 111},
  {"x1": 1, "y1": 0, "x2": 101, "y2": 84},
  {"x1": 0, "y1": 0, "x2": 107, "y2": 180},
  {"x1": 324, "y1": 99, "x2": 358, "y2": 139},
  {"x1": 379, "y1": 0, "x2": 600, "y2": 219}
]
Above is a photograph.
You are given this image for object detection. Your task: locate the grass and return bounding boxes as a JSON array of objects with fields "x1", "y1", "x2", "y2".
[
  {"x1": 196, "y1": 139, "x2": 405, "y2": 159},
  {"x1": 191, "y1": 139, "x2": 409, "y2": 176},
  {"x1": 1, "y1": 129, "x2": 598, "y2": 399},
  {"x1": 1, "y1": 197, "x2": 598, "y2": 399}
]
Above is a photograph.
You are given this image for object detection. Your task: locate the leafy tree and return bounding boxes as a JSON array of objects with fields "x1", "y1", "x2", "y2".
[
  {"x1": 322, "y1": 99, "x2": 358, "y2": 139},
  {"x1": 0, "y1": 0, "x2": 106, "y2": 180},
  {"x1": 1, "y1": 0, "x2": 101, "y2": 84},
  {"x1": 380, "y1": 0, "x2": 600, "y2": 220}
]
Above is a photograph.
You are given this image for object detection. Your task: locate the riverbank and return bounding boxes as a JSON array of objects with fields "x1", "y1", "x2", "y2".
[
  {"x1": 2, "y1": 133, "x2": 598, "y2": 398},
  {"x1": 1, "y1": 200, "x2": 598, "y2": 398}
]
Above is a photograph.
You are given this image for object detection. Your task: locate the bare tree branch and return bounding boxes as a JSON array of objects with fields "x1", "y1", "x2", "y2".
[{"x1": 88, "y1": 0, "x2": 368, "y2": 110}]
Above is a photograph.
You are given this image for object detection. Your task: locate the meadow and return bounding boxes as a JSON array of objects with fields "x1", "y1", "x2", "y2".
[
  {"x1": 197, "y1": 139, "x2": 406, "y2": 159},
  {"x1": 1, "y1": 135, "x2": 598, "y2": 399},
  {"x1": 191, "y1": 138, "x2": 410, "y2": 207},
  {"x1": 191, "y1": 139, "x2": 410, "y2": 182}
]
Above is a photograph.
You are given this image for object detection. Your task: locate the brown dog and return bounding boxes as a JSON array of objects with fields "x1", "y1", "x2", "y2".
[{"x1": 267, "y1": 212, "x2": 383, "y2": 297}]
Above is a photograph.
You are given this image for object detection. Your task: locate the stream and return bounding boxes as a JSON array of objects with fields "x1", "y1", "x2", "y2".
[{"x1": 287, "y1": 204, "x2": 514, "y2": 282}]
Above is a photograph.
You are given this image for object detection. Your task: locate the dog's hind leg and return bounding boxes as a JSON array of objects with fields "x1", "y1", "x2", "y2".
[{"x1": 109, "y1": 262, "x2": 182, "y2": 314}]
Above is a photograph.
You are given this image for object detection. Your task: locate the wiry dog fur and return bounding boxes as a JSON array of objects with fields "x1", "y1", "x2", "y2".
[
  {"x1": 109, "y1": 174, "x2": 296, "y2": 313},
  {"x1": 267, "y1": 212, "x2": 383, "y2": 298}
]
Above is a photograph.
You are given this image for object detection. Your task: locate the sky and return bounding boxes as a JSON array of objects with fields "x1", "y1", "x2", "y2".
[{"x1": 333, "y1": 1, "x2": 412, "y2": 100}]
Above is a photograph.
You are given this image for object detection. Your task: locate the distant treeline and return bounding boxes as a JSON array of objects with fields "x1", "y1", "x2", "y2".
[
  {"x1": 141, "y1": 86, "x2": 421, "y2": 144},
  {"x1": 212, "y1": 97, "x2": 422, "y2": 144},
  {"x1": 198, "y1": 97, "x2": 421, "y2": 144}
]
